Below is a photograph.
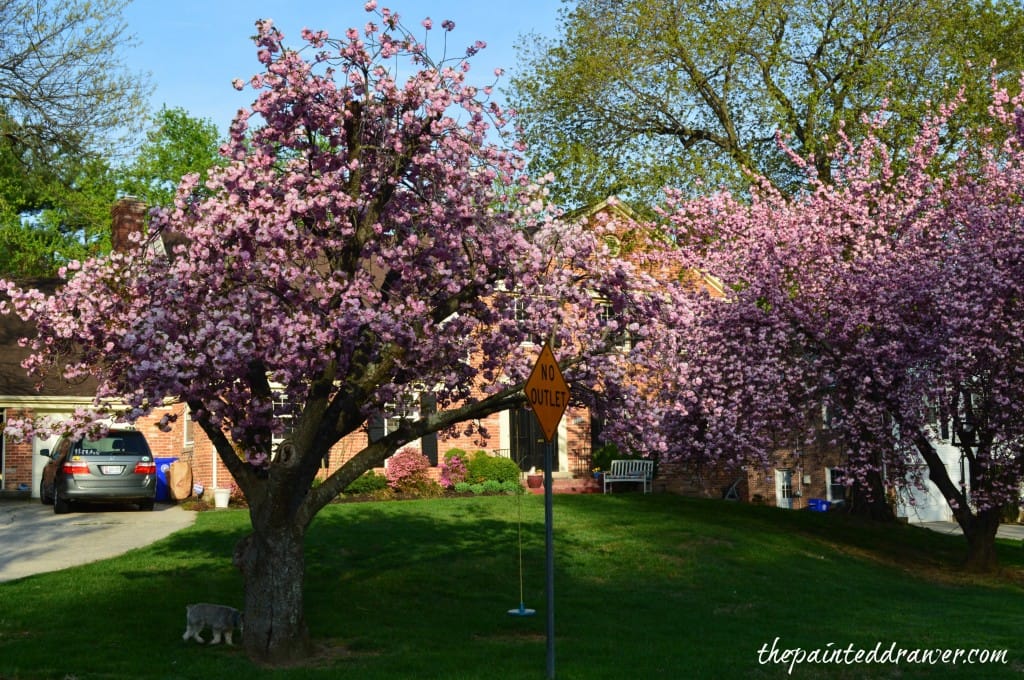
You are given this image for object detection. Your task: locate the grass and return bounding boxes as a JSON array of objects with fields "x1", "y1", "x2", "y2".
[{"x1": 2, "y1": 494, "x2": 1024, "y2": 679}]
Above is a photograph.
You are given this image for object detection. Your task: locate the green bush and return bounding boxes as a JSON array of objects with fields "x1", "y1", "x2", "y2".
[
  {"x1": 398, "y1": 478, "x2": 445, "y2": 499},
  {"x1": 455, "y1": 480, "x2": 521, "y2": 495},
  {"x1": 465, "y1": 450, "x2": 521, "y2": 484},
  {"x1": 481, "y1": 480, "x2": 504, "y2": 494},
  {"x1": 502, "y1": 480, "x2": 525, "y2": 494},
  {"x1": 344, "y1": 471, "x2": 388, "y2": 495},
  {"x1": 443, "y1": 447, "x2": 468, "y2": 462},
  {"x1": 368, "y1": 487, "x2": 395, "y2": 502},
  {"x1": 591, "y1": 443, "x2": 622, "y2": 472}
]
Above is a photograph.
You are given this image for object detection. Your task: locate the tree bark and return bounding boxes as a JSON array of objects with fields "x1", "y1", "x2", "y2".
[
  {"x1": 913, "y1": 432, "x2": 1000, "y2": 572},
  {"x1": 848, "y1": 468, "x2": 895, "y2": 522},
  {"x1": 961, "y1": 507, "x2": 1001, "y2": 573},
  {"x1": 233, "y1": 522, "x2": 311, "y2": 664}
]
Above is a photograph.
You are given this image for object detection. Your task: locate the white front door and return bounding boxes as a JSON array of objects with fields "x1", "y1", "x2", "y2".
[{"x1": 775, "y1": 469, "x2": 794, "y2": 509}]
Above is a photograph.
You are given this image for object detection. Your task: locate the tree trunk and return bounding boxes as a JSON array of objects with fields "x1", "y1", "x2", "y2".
[
  {"x1": 233, "y1": 522, "x2": 311, "y2": 664},
  {"x1": 912, "y1": 433, "x2": 1001, "y2": 572},
  {"x1": 959, "y1": 506, "x2": 1001, "y2": 573},
  {"x1": 848, "y1": 469, "x2": 895, "y2": 522}
]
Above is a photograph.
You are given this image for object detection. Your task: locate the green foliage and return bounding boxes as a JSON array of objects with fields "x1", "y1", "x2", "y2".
[
  {"x1": 454, "y1": 480, "x2": 521, "y2": 495},
  {"x1": 591, "y1": 442, "x2": 647, "y2": 470},
  {"x1": 509, "y1": 0, "x2": 1024, "y2": 206},
  {"x1": 396, "y1": 478, "x2": 445, "y2": 499},
  {"x1": 120, "y1": 106, "x2": 224, "y2": 208},
  {"x1": 590, "y1": 443, "x2": 621, "y2": 472},
  {"x1": 443, "y1": 447, "x2": 467, "y2": 461},
  {"x1": 0, "y1": 152, "x2": 117, "y2": 277},
  {"x1": 0, "y1": 107, "x2": 221, "y2": 277},
  {"x1": 344, "y1": 471, "x2": 388, "y2": 495},
  {"x1": 464, "y1": 450, "x2": 521, "y2": 484}
]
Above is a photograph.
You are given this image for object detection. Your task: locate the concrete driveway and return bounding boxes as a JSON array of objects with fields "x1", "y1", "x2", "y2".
[
  {"x1": 919, "y1": 520, "x2": 1024, "y2": 541},
  {"x1": 0, "y1": 499, "x2": 196, "y2": 583}
]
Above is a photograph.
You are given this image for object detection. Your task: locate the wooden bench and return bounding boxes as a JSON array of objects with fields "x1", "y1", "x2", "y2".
[{"x1": 602, "y1": 459, "x2": 654, "y2": 494}]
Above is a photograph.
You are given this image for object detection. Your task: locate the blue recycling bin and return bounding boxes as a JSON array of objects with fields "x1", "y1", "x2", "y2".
[
  {"x1": 155, "y1": 457, "x2": 179, "y2": 502},
  {"x1": 807, "y1": 498, "x2": 830, "y2": 512}
]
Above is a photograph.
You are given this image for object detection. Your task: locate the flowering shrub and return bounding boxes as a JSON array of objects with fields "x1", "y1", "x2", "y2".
[
  {"x1": 386, "y1": 447, "x2": 432, "y2": 492},
  {"x1": 440, "y1": 455, "x2": 468, "y2": 488}
]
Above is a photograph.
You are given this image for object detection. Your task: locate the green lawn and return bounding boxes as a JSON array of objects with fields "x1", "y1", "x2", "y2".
[{"x1": 2, "y1": 494, "x2": 1023, "y2": 679}]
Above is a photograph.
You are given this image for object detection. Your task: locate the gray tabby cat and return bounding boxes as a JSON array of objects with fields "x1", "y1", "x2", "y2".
[{"x1": 182, "y1": 603, "x2": 243, "y2": 645}]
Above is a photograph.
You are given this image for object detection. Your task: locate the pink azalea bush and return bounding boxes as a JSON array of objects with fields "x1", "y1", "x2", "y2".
[
  {"x1": 385, "y1": 447, "x2": 432, "y2": 492},
  {"x1": 439, "y1": 453, "x2": 468, "y2": 488}
]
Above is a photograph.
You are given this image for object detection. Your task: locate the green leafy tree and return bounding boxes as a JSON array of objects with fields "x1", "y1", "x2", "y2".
[
  {"x1": 0, "y1": 153, "x2": 118, "y2": 278},
  {"x1": 509, "y1": 0, "x2": 1024, "y2": 207},
  {"x1": 0, "y1": 0, "x2": 150, "y2": 161},
  {"x1": 0, "y1": 107, "x2": 222, "y2": 278},
  {"x1": 0, "y1": 0, "x2": 151, "y2": 277},
  {"x1": 120, "y1": 106, "x2": 224, "y2": 208}
]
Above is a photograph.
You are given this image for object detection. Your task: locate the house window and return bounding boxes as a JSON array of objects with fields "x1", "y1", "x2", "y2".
[
  {"x1": 775, "y1": 469, "x2": 794, "y2": 509},
  {"x1": 183, "y1": 408, "x2": 194, "y2": 447},
  {"x1": 385, "y1": 391, "x2": 420, "y2": 435},
  {"x1": 826, "y1": 467, "x2": 845, "y2": 502},
  {"x1": 821, "y1": 401, "x2": 835, "y2": 430},
  {"x1": 598, "y1": 299, "x2": 631, "y2": 351},
  {"x1": 513, "y1": 295, "x2": 541, "y2": 345},
  {"x1": 272, "y1": 395, "x2": 296, "y2": 450}
]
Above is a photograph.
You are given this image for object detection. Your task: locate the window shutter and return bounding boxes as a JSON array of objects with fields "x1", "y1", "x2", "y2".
[
  {"x1": 368, "y1": 414, "x2": 385, "y2": 443},
  {"x1": 420, "y1": 394, "x2": 438, "y2": 466}
]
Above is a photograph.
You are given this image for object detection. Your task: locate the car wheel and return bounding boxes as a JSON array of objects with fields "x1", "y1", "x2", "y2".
[
  {"x1": 139, "y1": 498, "x2": 155, "y2": 511},
  {"x1": 53, "y1": 492, "x2": 71, "y2": 514},
  {"x1": 39, "y1": 480, "x2": 51, "y2": 505}
]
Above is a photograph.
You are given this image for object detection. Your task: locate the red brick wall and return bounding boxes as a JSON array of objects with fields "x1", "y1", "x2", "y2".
[{"x1": 1, "y1": 408, "x2": 35, "y2": 490}]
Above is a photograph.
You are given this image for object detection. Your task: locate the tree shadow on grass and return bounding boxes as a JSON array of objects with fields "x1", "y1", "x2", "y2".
[{"x1": 7, "y1": 495, "x2": 1024, "y2": 679}]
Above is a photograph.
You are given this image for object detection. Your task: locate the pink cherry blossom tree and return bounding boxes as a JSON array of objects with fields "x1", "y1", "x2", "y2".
[
  {"x1": 657, "y1": 80, "x2": 1024, "y2": 571},
  {"x1": 1, "y1": 8, "x2": 677, "y2": 662}
]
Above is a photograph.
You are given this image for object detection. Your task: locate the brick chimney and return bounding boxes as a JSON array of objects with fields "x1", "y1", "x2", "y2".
[{"x1": 110, "y1": 196, "x2": 147, "y2": 254}]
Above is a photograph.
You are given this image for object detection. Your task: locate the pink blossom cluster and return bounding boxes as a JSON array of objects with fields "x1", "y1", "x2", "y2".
[{"x1": 644, "y1": 74, "x2": 1024, "y2": 550}]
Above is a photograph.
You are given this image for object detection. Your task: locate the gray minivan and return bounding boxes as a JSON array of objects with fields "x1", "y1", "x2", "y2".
[{"x1": 39, "y1": 429, "x2": 157, "y2": 513}]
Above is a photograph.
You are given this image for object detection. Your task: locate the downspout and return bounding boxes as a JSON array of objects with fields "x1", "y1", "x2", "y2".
[{"x1": 1, "y1": 408, "x2": 5, "y2": 491}]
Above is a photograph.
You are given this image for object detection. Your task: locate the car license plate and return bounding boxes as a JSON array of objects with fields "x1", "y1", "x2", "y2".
[{"x1": 100, "y1": 465, "x2": 125, "y2": 475}]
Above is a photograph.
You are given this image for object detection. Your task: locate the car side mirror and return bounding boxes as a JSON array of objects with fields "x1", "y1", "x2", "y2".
[{"x1": 39, "y1": 449, "x2": 50, "y2": 458}]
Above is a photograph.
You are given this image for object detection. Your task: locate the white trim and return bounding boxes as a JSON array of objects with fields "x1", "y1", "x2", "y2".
[
  {"x1": 0, "y1": 395, "x2": 181, "y2": 412},
  {"x1": 0, "y1": 395, "x2": 94, "y2": 410}
]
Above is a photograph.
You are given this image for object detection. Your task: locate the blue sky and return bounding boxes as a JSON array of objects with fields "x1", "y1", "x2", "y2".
[{"x1": 123, "y1": 1, "x2": 563, "y2": 134}]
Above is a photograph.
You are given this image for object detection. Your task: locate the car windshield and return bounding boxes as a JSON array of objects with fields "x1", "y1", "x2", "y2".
[{"x1": 72, "y1": 432, "x2": 151, "y2": 457}]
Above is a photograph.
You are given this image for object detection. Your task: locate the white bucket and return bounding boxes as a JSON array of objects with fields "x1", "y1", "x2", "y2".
[{"x1": 213, "y1": 488, "x2": 230, "y2": 508}]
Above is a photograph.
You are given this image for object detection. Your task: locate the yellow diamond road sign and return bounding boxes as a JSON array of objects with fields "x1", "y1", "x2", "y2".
[{"x1": 525, "y1": 341, "x2": 570, "y2": 442}]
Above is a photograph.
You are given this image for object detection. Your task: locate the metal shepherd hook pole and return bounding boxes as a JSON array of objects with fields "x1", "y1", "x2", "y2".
[{"x1": 544, "y1": 437, "x2": 555, "y2": 679}]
